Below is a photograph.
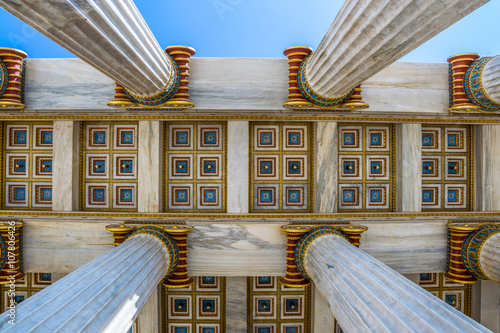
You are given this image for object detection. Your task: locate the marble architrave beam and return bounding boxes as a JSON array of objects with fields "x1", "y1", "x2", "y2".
[
  {"x1": 8, "y1": 215, "x2": 473, "y2": 275},
  {"x1": 21, "y1": 58, "x2": 453, "y2": 118}
]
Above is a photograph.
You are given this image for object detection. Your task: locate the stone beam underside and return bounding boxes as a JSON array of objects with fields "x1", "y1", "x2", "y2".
[
  {"x1": 19, "y1": 58, "x2": 455, "y2": 119},
  {"x1": 8, "y1": 214, "x2": 499, "y2": 275}
]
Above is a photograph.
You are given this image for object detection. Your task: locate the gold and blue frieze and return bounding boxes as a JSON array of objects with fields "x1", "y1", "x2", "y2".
[
  {"x1": 250, "y1": 122, "x2": 313, "y2": 213},
  {"x1": 164, "y1": 122, "x2": 226, "y2": 213},
  {"x1": 247, "y1": 276, "x2": 311, "y2": 333},
  {"x1": 80, "y1": 122, "x2": 138, "y2": 211},
  {"x1": 1, "y1": 122, "x2": 53, "y2": 210},
  {"x1": 421, "y1": 126, "x2": 472, "y2": 211},
  {"x1": 338, "y1": 124, "x2": 395, "y2": 212},
  {"x1": 162, "y1": 276, "x2": 226, "y2": 333}
]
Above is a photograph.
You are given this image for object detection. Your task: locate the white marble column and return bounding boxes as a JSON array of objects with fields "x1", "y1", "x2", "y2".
[
  {"x1": 304, "y1": 235, "x2": 490, "y2": 332},
  {"x1": 138, "y1": 121, "x2": 162, "y2": 213},
  {"x1": 137, "y1": 287, "x2": 160, "y2": 333},
  {"x1": 315, "y1": 122, "x2": 338, "y2": 213},
  {"x1": 0, "y1": 0, "x2": 172, "y2": 96},
  {"x1": 396, "y1": 123, "x2": 421, "y2": 212},
  {"x1": 483, "y1": 56, "x2": 500, "y2": 103},
  {"x1": 0, "y1": 234, "x2": 170, "y2": 332},
  {"x1": 225, "y1": 277, "x2": 247, "y2": 333},
  {"x1": 227, "y1": 121, "x2": 249, "y2": 213},
  {"x1": 305, "y1": 0, "x2": 488, "y2": 98},
  {"x1": 52, "y1": 121, "x2": 79, "y2": 211}
]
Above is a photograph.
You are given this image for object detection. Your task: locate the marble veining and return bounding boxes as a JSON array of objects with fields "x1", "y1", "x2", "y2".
[
  {"x1": 315, "y1": 122, "x2": 338, "y2": 213},
  {"x1": 137, "y1": 121, "x2": 161, "y2": 212},
  {"x1": 225, "y1": 277, "x2": 247, "y2": 333},
  {"x1": 22, "y1": 58, "x2": 454, "y2": 116},
  {"x1": 227, "y1": 121, "x2": 249, "y2": 213},
  {"x1": 19, "y1": 217, "x2": 454, "y2": 275},
  {"x1": 396, "y1": 123, "x2": 421, "y2": 212}
]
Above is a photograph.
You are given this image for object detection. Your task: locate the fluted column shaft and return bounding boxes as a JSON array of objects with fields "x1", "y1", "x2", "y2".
[
  {"x1": 482, "y1": 56, "x2": 500, "y2": 103},
  {"x1": 0, "y1": 234, "x2": 170, "y2": 333},
  {"x1": 304, "y1": 235, "x2": 490, "y2": 332},
  {"x1": 305, "y1": 0, "x2": 488, "y2": 98},
  {"x1": 0, "y1": 0, "x2": 172, "y2": 96},
  {"x1": 479, "y1": 233, "x2": 500, "y2": 282}
]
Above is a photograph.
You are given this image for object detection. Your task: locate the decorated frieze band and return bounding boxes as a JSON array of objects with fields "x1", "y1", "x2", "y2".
[
  {"x1": 445, "y1": 220, "x2": 500, "y2": 283},
  {"x1": 280, "y1": 221, "x2": 368, "y2": 288},
  {"x1": 0, "y1": 220, "x2": 24, "y2": 284},
  {"x1": 0, "y1": 48, "x2": 27, "y2": 112},
  {"x1": 108, "y1": 45, "x2": 196, "y2": 111},
  {"x1": 106, "y1": 221, "x2": 195, "y2": 288},
  {"x1": 447, "y1": 53, "x2": 500, "y2": 115},
  {"x1": 283, "y1": 46, "x2": 368, "y2": 112}
]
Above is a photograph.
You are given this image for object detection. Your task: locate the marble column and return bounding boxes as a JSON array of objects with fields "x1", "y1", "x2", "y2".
[
  {"x1": 0, "y1": 234, "x2": 171, "y2": 332},
  {"x1": 396, "y1": 124, "x2": 421, "y2": 212},
  {"x1": 227, "y1": 121, "x2": 249, "y2": 213},
  {"x1": 137, "y1": 287, "x2": 160, "y2": 333},
  {"x1": 138, "y1": 121, "x2": 162, "y2": 212},
  {"x1": 52, "y1": 121, "x2": 79, "y2": 211},
  {"x1": 482, "y1": 56, "x2": 500, "y2": 103},
  {"x1": 225, "y1": 277, "x2": 247, "y2": 333},
  {"x1": 305, "y1": 0, "x2": 488, "y2": 98},
  {"x1": 314, "y1": 122, "x2": 338, "y2": 213},
  {"x1": 0, "y1": 0, "x2": 172, "y2": 96},
  {"x1": 304, "y1": 235, "x2": 489, "y2": 332}
]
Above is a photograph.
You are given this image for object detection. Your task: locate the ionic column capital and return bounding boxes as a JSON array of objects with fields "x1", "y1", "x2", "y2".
[
  {"x1": 282, "y1": 46, "x2": 368, "y2": 112},
  {"x1": 445, "y1": 220, "x2": 500, "y2": 283},
  {"x1": 106, "y1": 222, "x2": 196, "y2": 287},
  {"x1": 280, "y1": 222, "x2": 368, "y2": 286}
]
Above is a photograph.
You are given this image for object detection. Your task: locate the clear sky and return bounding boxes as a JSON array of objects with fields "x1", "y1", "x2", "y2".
[{"x1": 0, "y1": 0, "x2": 498, "y2": 63}]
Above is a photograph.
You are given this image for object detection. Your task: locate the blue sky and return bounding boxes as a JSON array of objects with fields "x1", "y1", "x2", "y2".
[{"x1": 0, "y1": 0, "x2": 498, "y2": 62}]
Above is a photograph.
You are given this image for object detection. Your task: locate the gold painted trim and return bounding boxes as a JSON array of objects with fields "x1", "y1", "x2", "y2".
[
  {"x1": 2, "y1": 211, "x2": 500, "y2": 219},
  {"x1": 4, "y1": 114, "x2": 500, "y2": 124}
]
